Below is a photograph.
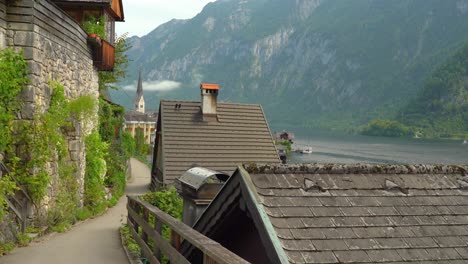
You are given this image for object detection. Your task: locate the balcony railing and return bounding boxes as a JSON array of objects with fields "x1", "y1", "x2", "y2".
[
  {"x1": 127, "y1": 195, "x2": 250, "y2": 264},
  {"x1": 88, "y1": 36, "x2": 115, "y2": 71}
]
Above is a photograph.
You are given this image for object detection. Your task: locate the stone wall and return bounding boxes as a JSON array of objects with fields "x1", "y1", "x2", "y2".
[
  {"x1": 0, "y1": 1, "x2": 6, "y2": 49},
  {"x1": 2, "y1": 0, "x2": 99, "y2": 213}
]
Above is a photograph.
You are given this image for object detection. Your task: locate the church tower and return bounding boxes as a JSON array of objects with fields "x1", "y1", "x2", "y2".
[{"x1": 135, "y1": 68, "x2": 145, "y2": 113}]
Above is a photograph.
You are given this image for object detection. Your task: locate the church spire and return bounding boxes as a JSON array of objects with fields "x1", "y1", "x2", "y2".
[{"x1": 135, "y1": 67, "x2": 145, "y2": 113}]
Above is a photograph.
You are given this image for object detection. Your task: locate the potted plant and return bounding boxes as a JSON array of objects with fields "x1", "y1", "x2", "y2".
[{"x1": 82, "y1": 15, "x2": 106, "y2": 45}]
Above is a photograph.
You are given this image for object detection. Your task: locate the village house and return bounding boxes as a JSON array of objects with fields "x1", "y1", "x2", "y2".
[
  {"x1": 182, "y1": 163, "x2": 468, "y2": 263},
  {"x1": 151, "y1": 83, "x2": 280, "y2": 190},
  {"x1": 123, "y1": 69, "x2": 157, "y2": 145}
]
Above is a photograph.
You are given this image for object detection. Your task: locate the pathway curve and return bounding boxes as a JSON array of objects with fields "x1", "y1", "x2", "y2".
[{"x1": 0, "y1": 158, "x2": 150, "y2": 264}]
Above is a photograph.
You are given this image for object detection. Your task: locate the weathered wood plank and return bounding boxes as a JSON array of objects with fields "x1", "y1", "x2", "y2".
[
  {"x1": 128, "y1": 218, "x2": 161, "y2": 264},
  {"x1": 128, "y1": 196, "x2": 250, "y2": 264},
  {"x1": 127, "y1": 204, "x2": 190, "y2": 264}
]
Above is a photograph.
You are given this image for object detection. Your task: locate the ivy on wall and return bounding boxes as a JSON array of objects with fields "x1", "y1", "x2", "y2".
[{"x1": 0, "y1": 49, "x2": 28, "y2": 220}]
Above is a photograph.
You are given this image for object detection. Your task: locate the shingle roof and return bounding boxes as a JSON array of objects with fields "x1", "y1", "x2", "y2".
[
  {"x1": 124, "y1": 110, "x2": 157, "y2": 122},
  {"x1": 158, "y1": 100, "x2": 280, "y2": 184},
  {"x1": 246, "y1": 164, "x2": 468, "y2": 263}
]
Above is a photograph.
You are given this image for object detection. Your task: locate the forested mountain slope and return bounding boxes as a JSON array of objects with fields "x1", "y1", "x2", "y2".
[{"x1": 114, "y1": 0, "x2": 468, "y2": 130}]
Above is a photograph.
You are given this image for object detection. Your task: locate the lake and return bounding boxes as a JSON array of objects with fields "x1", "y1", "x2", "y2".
[{"x1": 281, "y1": 129, "x2": 468, "y2": 165}]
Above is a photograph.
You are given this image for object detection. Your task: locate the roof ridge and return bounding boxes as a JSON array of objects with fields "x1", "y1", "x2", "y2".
[{"x1": 244, "y1": 163, "x2": 468, "y2": 175}]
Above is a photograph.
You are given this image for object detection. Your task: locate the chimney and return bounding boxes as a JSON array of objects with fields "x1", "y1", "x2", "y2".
[
  {"x1": 200, "y1": 83, "x2": 219, "y2": 119},
  {"x1": 177, "y1": 167, "x2": 229, "y2": 227}
]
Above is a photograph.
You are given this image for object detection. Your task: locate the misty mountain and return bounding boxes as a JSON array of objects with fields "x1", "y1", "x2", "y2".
[{"x1": 113, "y1": 0, "x2": 468, "y2": 130}]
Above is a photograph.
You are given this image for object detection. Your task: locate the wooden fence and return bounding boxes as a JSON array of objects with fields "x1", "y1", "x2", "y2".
[
  {"x1": 0, "y1": 160, "x2": 31, "y2": 232},
  {"x1": 127, "y1": 195, "x2": 250, "y2": 264}
]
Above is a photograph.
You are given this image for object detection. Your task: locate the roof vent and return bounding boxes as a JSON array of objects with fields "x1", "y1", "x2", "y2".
[
  {"x1": 304, "y1": 178, "x2": 326, "y2": 193},
  {"x1": 384, "y1": 179, "x2": 408, "y2": 194}
]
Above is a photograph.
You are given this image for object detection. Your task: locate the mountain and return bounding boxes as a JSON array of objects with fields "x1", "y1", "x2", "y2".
[
  {"x1": 113, "y1": 0, "x2": 468, "y2": 130},
  {"x1": 399, "y1": 42, "x2": 468, "y2": 138}
]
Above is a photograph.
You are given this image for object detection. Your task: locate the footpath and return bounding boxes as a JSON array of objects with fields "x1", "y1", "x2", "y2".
[{"x1": 0, "y1": 158, "x2": 150, "y2": 264}]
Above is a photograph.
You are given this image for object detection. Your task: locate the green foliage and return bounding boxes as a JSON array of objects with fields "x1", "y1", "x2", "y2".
[
  {"x1": 50, "y1": 222, "x2": 71, "y2": 233},
  {"x1": 0, "y1": 49, "x2": 27, "y2": 220},
  {"x1": 120, "y1": 224, "x2": 141, "y2": 256},
  {"x1": 119, "y1": 0, "x2": 468, "y2": 132},
  {"x1": 0, "y1": 242, "x2": 15, "y2": 255},
  {"x1": 82, "y1": 15, "x2": 106, "y2": 38},
  {"x1": 122, "y1": 132, "x2": 136, "y2": 158},
  {"x1": 142, "y1": 187, "x2": 182, "y2": 243},
  {"x1": 135, "y1": 129, "x2": 150, "y2": 158},
  {"x1": 98, "y1": 98, "x2": 124, "y2": 142},
  {"x1": 98, "y1": 98, "x2": 129, "y2": 207},
  {"x1": 0, "y1": 48, "x2": 28, "y2": 152},
  {"x1": 399, "y1": 42, "x2": 468, "y2": 138},
  {"x1": 14, "y1": 81, "x2": 76, "y2": 203},
  {"x1": 75, "y1": 207, "x2": 93, "y2": 221},
  {"x1": 84, "y1": 131, "x2": 108, "y2": 215},
  {"x1": 277, "y1": 140, "x2": 292, "y2": 153},
  {"x1": 25, "y1": 227, "x2": 41, "y2": 233},
  {"x1": 16, "y1": 233, "x2": 31, "y2": 247},
  {"x1": 48, "y1": 161, "x2": 79, "y2": 229},
  {"x1": 141, "y1": 187, "x2": 182, "y2": 220},
  {"x1": 0, "y1": 176, "x2": 17, "y2": 220},
  {"x1": 360, "y1": 119, "x2": 412, "y2": 137}
]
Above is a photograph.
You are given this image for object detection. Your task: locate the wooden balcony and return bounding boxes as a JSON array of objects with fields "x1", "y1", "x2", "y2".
[{"x1": 89, "y1": 37, "x2": 115, "y2": 71}]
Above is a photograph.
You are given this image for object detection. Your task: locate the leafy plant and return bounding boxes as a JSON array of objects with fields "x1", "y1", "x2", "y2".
[
  {"x1": 82, "y1": 15, "x2": 106, "y2": 38},
  {"x1": 16, "y1": 233, "x2": 31, "y2": 247},
  {"x1": 0, "y1": 49, "x2": 27, "y2": 220},
  {"x1": 120, "y1": 224, "x2": 141, "y2": 256},
  {"x1": 84, "y1": 131, "x2": 108, "y2": 215},
  {"x1": 0, "y1": 242, "x2": 15, "y2": 255}
]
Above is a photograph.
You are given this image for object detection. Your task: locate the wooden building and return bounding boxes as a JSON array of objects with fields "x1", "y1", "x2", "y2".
[
  {"x1": 51, "y1": 0, "x2": 124, "y2": 71},
  {"x1": 185, "y1": 163, "x2": 468, "y2": 263},
  {"x1": 151, "y1": 83, "x2": 280, "y2": 190}
]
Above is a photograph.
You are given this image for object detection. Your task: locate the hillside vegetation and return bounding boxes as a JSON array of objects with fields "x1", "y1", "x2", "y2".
[
  {"x1": 114, "y1": 0, "x2": 468, "y2": 134},
  {"x1": 399, "y1": 42, "x2": 468, "y2": 138}
]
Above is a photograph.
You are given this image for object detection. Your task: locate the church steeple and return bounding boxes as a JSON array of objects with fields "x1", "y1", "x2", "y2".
[{"x1": 135, "y1": 67, "x2": 145, "y2": 113}]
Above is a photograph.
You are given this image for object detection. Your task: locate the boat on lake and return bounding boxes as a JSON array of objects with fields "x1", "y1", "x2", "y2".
[
  {"x1": 301, "y1": 147, "x2": 313, "y2": 154},
  {"x1": 295, "y1": 146, "x2": 313, "y2": 154}
]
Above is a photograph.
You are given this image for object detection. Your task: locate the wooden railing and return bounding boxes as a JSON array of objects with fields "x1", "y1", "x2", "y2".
[
  {"x1": 127, "y1": 195, "x2": 250, "y2": 264},
  {"x1": 0, "y1": 160, "x2": 32, "y2": 232}
]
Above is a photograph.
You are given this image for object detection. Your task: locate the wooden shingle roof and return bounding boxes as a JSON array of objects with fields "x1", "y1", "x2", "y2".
[
  {"x1": 158, "y1": 100, "x2": 280, "y2": 184},
  {"x1": 192, "y1": 163, "x2": 468, "y2": 263}
]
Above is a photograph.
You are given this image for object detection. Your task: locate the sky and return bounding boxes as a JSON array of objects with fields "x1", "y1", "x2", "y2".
[{"x1": 116, "y1": 0, "x2": 215, "y2": 37}]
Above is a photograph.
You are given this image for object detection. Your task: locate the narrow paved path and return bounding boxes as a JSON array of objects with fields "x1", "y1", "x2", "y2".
[{"x1": 0, "y1": 158, "x2": 150, "y2": 264}]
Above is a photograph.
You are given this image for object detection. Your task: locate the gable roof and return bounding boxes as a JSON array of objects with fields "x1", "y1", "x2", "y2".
[
  {"x1": 193, "y1": 163, "x2": 468, "y2": 263},
  {"x1": 124, "y1": 110, "x2": 157, "y2": 123},
  {"x1": 155, "y1": 100, "x2": 280, "y2": 184}
]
